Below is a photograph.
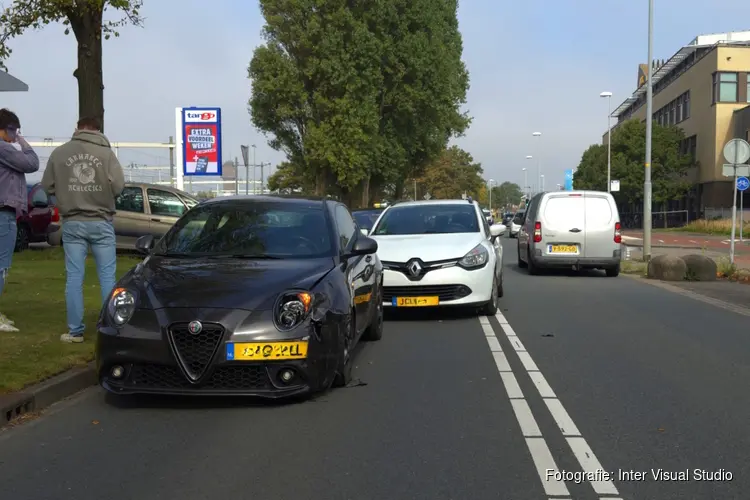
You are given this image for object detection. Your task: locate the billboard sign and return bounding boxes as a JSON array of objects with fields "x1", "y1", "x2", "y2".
[
  {"x1": 564, "y1": 169, "x2": 574, "y2": 190},
  {"x1": 182, "y1": 107, "x2": 222, "y2": 176}
]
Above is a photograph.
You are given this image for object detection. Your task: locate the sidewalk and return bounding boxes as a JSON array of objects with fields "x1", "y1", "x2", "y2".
[{"x1": 624, "y1": 245, "x2": 750, "y2": 269}]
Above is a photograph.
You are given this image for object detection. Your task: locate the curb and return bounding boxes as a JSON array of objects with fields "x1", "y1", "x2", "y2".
[
  {"x1": 622, "y1": 242, "x2": 715, "y2": 250},
  {"x1": 0, "y1": 362, "x2": 96, "y2": 429}
]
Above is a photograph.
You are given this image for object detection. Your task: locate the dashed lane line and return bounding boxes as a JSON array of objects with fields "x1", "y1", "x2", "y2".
[
  {"x1": 492, "y1": 311, "x2": 621, "y2": 497},
  {"x1": 478, "y1": 316, "x2": 570, "y2": 497}
]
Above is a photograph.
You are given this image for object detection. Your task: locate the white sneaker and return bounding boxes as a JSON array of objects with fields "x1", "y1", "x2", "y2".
[
  {"x1": 60, "y1": 333, "x2": 84, "y2": 343},
  {"x1": 0, "y1": 321, "x2": 19, "y2": 332},
  {"x1": 0, "y1": 312, "x2": 15, "y2": 325}
]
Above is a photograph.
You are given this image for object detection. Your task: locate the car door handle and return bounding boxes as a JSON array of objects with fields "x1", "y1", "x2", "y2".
[
  {"x1": 151, "y1": 218, "x2": 162, "y2": 222},
  {"x1": 569, "y1": 228, "x2": 581, "y2": 233}
]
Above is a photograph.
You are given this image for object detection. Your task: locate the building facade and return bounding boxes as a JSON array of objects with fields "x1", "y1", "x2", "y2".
[{"x1": 610, "y1": 31, "x2": 750, "y2": 215}]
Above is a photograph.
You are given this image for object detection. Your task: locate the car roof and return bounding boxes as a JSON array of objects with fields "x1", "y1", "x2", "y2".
[
  {"x1": 351, "y1": 207, "x2": 384, "y2": 212},
  {"x1": 198, "y1": 194, "x2": 327, "y2": 206},
  {"x1": 390, "y1": 199, "x2": 477, "y2": 208}
]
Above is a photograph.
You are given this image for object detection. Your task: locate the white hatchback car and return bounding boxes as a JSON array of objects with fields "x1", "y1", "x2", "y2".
[{"x1": 367, "y1": 199, "x2": 506, "y2": 315}]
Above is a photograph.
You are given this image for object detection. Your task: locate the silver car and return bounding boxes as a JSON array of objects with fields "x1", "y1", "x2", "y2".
[
  {"x1": 516, "y1": 190, "x2": 622, "y2": 276},
  {"x1": 48, "y1": 182, "x2": 199, "y2": 250}
]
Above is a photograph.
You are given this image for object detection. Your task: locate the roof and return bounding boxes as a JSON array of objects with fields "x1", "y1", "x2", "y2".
[
  {"x1": 0, "y1": 71, "x2": 28, "y2": 92},
  {"x1": 200, "y1": 194, "x2": 326, "y2": 205},
  {"x1": 389, "y1": 199, "x2": 477, "y2": 207},
  {"x1": 612, "y1": 31, "x2": 750, "y2": 118}
]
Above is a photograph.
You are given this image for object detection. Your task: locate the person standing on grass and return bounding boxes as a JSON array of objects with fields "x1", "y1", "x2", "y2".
[
  {"x1": 42, "y1": 117, "x2": 125, "y2": 343},
  {"x1": 0, "y1": 108, "x2": 40, "y2": 332}
]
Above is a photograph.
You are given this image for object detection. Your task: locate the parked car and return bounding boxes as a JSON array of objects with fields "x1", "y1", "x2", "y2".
[
  {"x1": 509, "y1": 209, "x2": 525, "y2": 238},
  {"x1": 517, "y1": 190, "x2": 622, "y2": 276},
  {"x1": 47, "y1": 182, "x2": 199, "y2": 250},
  {"x1": 369, "y1": 199, "x2": 506, "y2": 315},
  {"x1": 96, "y1": 195, "x2": 383, "y2": 398},
  {"x1": 15, "y1": 183, "x2": 60, "y2": 252},
  {"x1": 351, "y1": 207, "x2": 384, "y2": 234}
]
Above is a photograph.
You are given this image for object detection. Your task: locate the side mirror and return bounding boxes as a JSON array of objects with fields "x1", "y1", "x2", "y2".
[
  {"x1": 359, "y1": 227, "x2": 369, "y2": 236},
  {"x1": 348, "y1": 235, "x2": 378, "y2": 257},
  {"x1": 490, "y1": 223, "x2": 506, "y2": 237},
  {"x1": 134, "y1": 234, "x2": 155, "y2": 255}
]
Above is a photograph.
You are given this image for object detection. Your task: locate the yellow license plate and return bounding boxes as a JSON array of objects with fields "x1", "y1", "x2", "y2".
[
  {"x1": 393, "y1": 296, "x2": 439, "y2": 307},
  {"x1": 227, "y1": 341, "x2": 308, "y2": 361},
  {"x1": 549, "y1": 245, "x2": 578, "y2": 253}
]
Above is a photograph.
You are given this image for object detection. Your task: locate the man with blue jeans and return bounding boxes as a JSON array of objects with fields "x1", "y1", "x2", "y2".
[
  {"x1": 0, "y1": 108, "x2": 40, "y2": 332},
  {"x1": 42, "y1": 117, "x2": 125, "y2": 343}
]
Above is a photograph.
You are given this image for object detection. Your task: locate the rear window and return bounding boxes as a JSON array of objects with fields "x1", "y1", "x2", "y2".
[
  {"x1": 512, "y1": 211, "x2": 525, "y2": 224},
  {"x1": 585, "y1": 196, "x2": 613, "y2": 228}
]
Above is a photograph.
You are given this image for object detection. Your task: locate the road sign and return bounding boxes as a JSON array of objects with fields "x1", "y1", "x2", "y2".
[
  {"x1": 723, "y1": 138, "x2": 750, "y2": 165},
  {"x1": 423, "y1": 192, "x2": 432, "y2": 200},
  {"x1": 738, "y1": 176, "x2": 750, "y2": 192},
  {"x1": 722, "y1": 164, "x2": 750, "y2": 177},
  {"x1": 610, "y1": 179, "x2": 620, "y2": 192}
]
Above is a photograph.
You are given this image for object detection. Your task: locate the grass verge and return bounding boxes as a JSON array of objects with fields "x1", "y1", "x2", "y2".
[
  {"x1": 0, "y1": 248, "x2": 141, "y2": 394},
  {"x1": 621, "y1": 259, "x2": 647, "y2": 276},
  {"x1": 673, "y1": 218, "x2": 746, "y2": 236}
]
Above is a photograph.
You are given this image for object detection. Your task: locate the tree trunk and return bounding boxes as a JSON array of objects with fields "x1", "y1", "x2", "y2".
[
  {"x1": 360, "y1": 174, "x2": 371, "y2": 208},
  {"x1": 69, "y1": 8, "x2": 105, "y2": 131},
  {"x1": 394, "y1": 180, "x2": 404, "y2": 200}
]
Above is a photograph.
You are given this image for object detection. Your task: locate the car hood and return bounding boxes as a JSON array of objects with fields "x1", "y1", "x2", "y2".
[
  {"x1": 120, "y1": 256, "x2": 336, "y2": 310},
  {"x1": 370, "y1": 234, "x2": 483, "y2": 263}
]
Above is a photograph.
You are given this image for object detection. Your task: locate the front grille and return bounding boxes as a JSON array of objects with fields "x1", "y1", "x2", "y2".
[
  {"x1": 168, "y1": 322, "x2": 225, "y2": 381},
  {"x1": 127, "y1": 364, "x2": 270, "y2": 390},
  {"x1": 383, "y1": 285, "x2": 472, "y2": 302}
]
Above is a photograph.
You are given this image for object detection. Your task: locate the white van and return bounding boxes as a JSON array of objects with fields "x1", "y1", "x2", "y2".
[{"x1": 517, "y1": 190, "x2": 622, "y2": 276}]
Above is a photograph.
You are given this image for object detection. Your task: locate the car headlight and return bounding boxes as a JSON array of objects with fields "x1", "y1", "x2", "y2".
[
  {"x1": 458, "y1": 244, "x2": 489, "y2": 269},
  {"x1": 274, "y1": 291, "x2": 313, "y2": 331},
  {"x1": 107, "y1": 288, "x2": 137, "y2": 326}
]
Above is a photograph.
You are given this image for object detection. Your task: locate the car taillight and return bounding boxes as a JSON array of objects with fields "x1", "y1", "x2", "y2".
[
  {"x1": 51, "y1": 207, "x2": 60, "y2": 222},
  {"x1": 614, "y1": 222, "x2": 621, "y2": 243},
  {"x1": 533, "y1": 221, "x2": 542, "y2": 243}
]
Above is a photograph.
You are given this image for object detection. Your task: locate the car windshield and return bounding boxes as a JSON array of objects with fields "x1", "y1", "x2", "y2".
[
  {"x1": 154, "y1": 200, "x2": 334, "y2": 258},
  {"x1": 352, "y1": 209, "x2": 383, "y2": 230},
  {"x1": 372, "y1": 204, "x2": 480, "y2": 235}
]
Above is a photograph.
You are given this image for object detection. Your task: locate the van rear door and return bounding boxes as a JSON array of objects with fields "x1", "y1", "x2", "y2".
[
  {"x1": 539, "y1": 192, "x2": 586, "y2": 257},
  {"x1": 583, "y1": 192, "x2": 616, "y2": 258}
]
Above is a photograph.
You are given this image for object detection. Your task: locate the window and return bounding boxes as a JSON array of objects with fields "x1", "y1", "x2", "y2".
[
  {"x1": 155, "y1": 201, "x2": 333, "y2": 258},
  {"x1": 669, "y1": 101, "x2": 676, "y2": 125},
  {"x1": 147, "y1": 189, "x2": 187, "y2": 217},
  {"x1": 683, "y1": 92, "x2": 690, "y2": 120},
  {"x1": 181, "y1": 196, "x2": 199, "y2": 210},
  {"x1": 351, "y1": 209, "x2": 383, "y2": 231},
  {"x1": 30, "y1": 188, "x2": 48, "y2": 206},
  {"x1": 480, "y1": 211, "x2": 491, "y2": 237},
  {"x1": 512, "y1": 211, "x2": 525, "y2": 225},
  {"x1": 115, "y1": 186, "x2": 145, "y2": 213},
  {"x1": 334, "y1": 205, "x2": 357, "y2": 250},
  {"x1": 372, "y1": 204, "x2": 480, "y2": 236},
  {"x1": 713, "y1": 72, "x2": 738, "y2": 103},
  {"x1": 676, "y1": 97, "x2": 683, "y2": 122}
]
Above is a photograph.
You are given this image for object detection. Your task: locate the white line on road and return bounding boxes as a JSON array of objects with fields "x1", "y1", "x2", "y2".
[{"x1": 492, "y1": 311, "x2": 621, "y2": 498}]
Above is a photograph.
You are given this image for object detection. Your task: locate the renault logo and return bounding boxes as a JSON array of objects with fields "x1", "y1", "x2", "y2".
[
  {"x1": 187, "y1": 321, "x2": 203, "y2": 335},
  {"x1": 407, "y1": 260, "x2": 422, "y2": 277}
]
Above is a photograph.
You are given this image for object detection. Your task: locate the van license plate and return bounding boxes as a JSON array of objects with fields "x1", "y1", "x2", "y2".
[{"x1": 549, "y1": 245, "x2": 578, "y2": 254}]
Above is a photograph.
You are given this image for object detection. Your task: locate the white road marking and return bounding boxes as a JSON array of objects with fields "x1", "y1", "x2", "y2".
[
  {"x1": 658, "y1": 239, "x2": 665, "y2": 243},
  {"x1": 481, "y1": 323, "x2": 495, "y2": 337},
  {"x1": 479, "y1": 317, "x2": 570, "y2": 497},
  {"x1": 479, "y1": 316, "x2": 490, "y2": 325},
  {"x1": 689, "y1": 240, "x2": 697, "y2": 244},
  {"x1": 510, "y1": 399, "x2": 542, "y2": 437},
  {"x1": 489, "y1": 311, "x2": 621, "y2": 498},
  {"x1": 485, "y1": 336, "x2": 502, "y2": 352}
]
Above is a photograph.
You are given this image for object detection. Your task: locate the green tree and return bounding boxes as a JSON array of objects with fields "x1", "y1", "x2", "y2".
[
  {"x1": 248, "y1": 0, "x2": 470, "y2": 206},
  {"x1": 0, "y1": 0, "x2": 144, "y2": 131},
  {"x1": 417, "y1": 146, "x2": 483, "y2": 199},
  {"x1": 573, "y1": 119, "x2": 693, "y2": 207},
  {"x1": 490, "y1": 181, "x2": 523, "y2": 210}
]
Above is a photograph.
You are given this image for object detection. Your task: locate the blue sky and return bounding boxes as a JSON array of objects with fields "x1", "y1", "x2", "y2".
[{"x1": 4, "y1": 0, "x2": 750, "y2": 192}]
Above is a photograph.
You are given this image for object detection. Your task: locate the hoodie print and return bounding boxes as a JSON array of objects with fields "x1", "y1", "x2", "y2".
[{"x1": 66, "y1": 153, "x2": 104, "y2": 193}]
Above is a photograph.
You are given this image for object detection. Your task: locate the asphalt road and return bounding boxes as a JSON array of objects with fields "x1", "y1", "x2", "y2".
[{"x1": 1, "y1": 238, "x2": 748, "y2": 500}]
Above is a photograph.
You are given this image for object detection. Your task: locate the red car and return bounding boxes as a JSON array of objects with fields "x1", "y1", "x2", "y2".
[{"x1": 15, "y1": 183, "x2": 61, "y2": 252}]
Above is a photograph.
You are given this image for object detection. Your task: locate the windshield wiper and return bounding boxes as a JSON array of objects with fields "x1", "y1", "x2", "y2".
[
  {"x1": 152, "y1": 252, "x2": 198, "y2": 258},
  {"x1": 208, "y1": 254, "x2": 283, "y2": 260}
]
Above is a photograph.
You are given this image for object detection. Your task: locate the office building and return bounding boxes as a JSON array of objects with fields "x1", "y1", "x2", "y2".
[{"x1": 610, "y1": 31, "x2": 750, "y2": 214}]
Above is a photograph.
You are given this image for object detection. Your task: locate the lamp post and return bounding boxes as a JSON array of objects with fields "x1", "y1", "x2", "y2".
[
  {"x1": 532, "y1": 132, "x2": 542, "y2": 193},
  {"x1": 643, "y1": 0, "x2": 654, "y2": 261},
  {"x1": 523, "y1": 161, "x2": 531, "y2": 197},
  {"x1": 600, "y1": 91, "x2": 613, "y2": 193},
  {"x1": 540, "y1": 174, "x2": 545, "y2": 192},
  {"x1": 488, "y1": 179, "x2": 495, "y2": 210}
]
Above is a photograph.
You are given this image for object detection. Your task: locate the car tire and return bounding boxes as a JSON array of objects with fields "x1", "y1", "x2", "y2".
[
  {"x1": 517, "y1": 244, "x2": 527, "y2": 268},
  {"x1": 332, "y1": 312, "x2": 354, "y2": 388},
  {"x1": 14, "y1": 224, "x2": 30, "y2": 252},
  {"x1": 482, "y1": 275, "x2": 499, "y2": 316},
  {"x1": 527, "y1": 247, "x2": 539, "y2": 275},
  {"x1": 362, "y1": 281, "x2": 384, "y2": 341},
  {"x1": 605, "y1": 263, "x2": 620, "y2": 277}
]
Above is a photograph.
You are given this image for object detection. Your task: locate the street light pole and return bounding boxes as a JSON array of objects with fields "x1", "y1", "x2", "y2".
[
  {"x1": 643, "y1": 0, "x2": 654, "y2": 261},
  {"x1": 600, "y1": 91, "x2": 613, "y2": 193},
  {"x1": 532, "y1": 132, "x2": 542, "y2": 193},
  {"x1": 524, "y1": 158, "x2": 532, "y2": 197},
  {"x1": 541, "y1": 174, "x2": 545, "y2": 192},
  {"x1": 488, "y1": 179, "x2": 495, "y2": 209}
]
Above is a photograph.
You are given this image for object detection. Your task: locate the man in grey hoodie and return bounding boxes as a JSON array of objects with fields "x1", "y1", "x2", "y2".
[
  {"x1": 0, "y1": 108, "x2": 40, "y2": 332},
  {"x1": 42, "y1": 117, "x2": 125, "y2": 343}
]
